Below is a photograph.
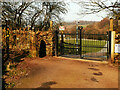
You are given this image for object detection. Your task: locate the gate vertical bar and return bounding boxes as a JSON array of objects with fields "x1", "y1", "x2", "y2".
[
  {"x1": 80, "y1": 29, "x2": 82, "y2": 58},
  {"x1": 60, "y1": 31, "x2": 64, "y2": 55},
  {"x1": 107, "y1": 32, "x2": 109, "y2": 60},
  {"x1": 55, "y1": 30, "x2": 58, "y2": 56},
  {"x1": 76, "y1": 25, "x2": 78, "y2": 53},
  {"x1": 109, "y1": 31, "x2": 112, "y2": 62}
]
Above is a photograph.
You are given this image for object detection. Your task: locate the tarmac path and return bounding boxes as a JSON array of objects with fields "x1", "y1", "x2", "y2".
[{"x1": 15, "y1": 57, "x2": 118, "y2": 88}]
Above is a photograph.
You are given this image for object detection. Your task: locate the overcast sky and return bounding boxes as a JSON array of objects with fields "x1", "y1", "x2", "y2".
[{"x1": 61, "y1": 2, "x2": 108, "y2": 22}]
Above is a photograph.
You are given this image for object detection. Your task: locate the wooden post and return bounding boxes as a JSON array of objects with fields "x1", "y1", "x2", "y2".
[
  {"x1": 109, "y1": 31, "x2": 115, "y2": 63},
  {"x1": 118, "y1": 19, "x2": 120, "y2": 32},
  {"x1": 110, "y1": 18, "x2": 113, "y2": 31}
]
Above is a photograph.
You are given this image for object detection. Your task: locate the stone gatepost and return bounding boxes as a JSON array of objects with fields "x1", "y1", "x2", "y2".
[
  {"x1": 110, "y1": 18, "x2": 120, "y2": 63},
  {"x1": 114, "y1": 18, "x2": 120, "y2": 63},
  {"x1": 30, "y1": 31, "x2": 36, "y2": 57}
]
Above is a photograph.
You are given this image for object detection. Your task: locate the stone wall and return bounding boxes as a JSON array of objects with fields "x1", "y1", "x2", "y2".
[
  {"x1": 2, "y1": 28, "x2": 55, "y2": 57},
  {"x1": 35, "y1": 30, "x2": 55, "y2": 57},
  {"x1": 114, "y1": 19, "x2": 120, "y2": 63},
  {"x1": 2, "y1": 28, "x2": 30, "y2": 50}
]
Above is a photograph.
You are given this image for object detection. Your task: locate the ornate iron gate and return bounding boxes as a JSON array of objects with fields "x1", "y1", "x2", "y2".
[{"x1": 56, "y1": 30, "x2": 109, "y2": 61}]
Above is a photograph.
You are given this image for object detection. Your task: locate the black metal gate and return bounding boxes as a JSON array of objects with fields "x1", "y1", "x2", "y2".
[
  {"x1": 55, "y1": 30, "x2": 109, "y2": 61},
  {"x1": 81, "y1": 32, "x2": 109, "y2": 60}
]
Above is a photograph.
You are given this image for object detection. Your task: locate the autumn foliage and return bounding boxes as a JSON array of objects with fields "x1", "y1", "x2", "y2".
[
  {"x1": 64, "y1": 18, "x2": 110, "y2": 34},
  {"x1": 84, "y1": 18, "x2": 110, "y2": 34}
]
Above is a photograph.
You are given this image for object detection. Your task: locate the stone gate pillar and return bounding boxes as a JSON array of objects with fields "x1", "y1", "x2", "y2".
[{"x1": 30, "y1": 31, "x2": 36, "y2": 57}]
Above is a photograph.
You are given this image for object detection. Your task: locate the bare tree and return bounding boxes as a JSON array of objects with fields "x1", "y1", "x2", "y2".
[
  {"x1": 78, "y1": 0, "x2": 120, "y2": 19},
  {"x1": 1, "y1": 1, "x2": 67, "y2": 30},
  {"x1": 29, "y1": 2, "x2": 67, "y2": 31},
  {"x1": 2, "y1": 2, "x2": 33, "y2": 29}
]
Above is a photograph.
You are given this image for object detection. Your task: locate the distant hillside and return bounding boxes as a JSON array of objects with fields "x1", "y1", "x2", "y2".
[
  {"x1": 64, "y1": 20, "x2": 97, "y2": 33},
  {"x1": 84, "y1": 18, "x2": 110, "y2": 34},
  {"x1": 63, "y1": 20, "x2": 97, "y2": 25},
  {"x1": 63, "y1": 18, "x2": 110, "y2": 34}
]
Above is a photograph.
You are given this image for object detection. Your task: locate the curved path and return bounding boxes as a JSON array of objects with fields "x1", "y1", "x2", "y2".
[{"x1": 15, "y1": 57, "x2": 118, "y2": 88}]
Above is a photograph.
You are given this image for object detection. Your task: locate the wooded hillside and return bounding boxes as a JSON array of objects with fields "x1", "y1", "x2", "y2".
[
  {"x1": 84, "y1": 18, "x2": 110, "y2": 34},
  {"x1": 64, "y1": 18, "x2": 110, "y2": 34}
]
